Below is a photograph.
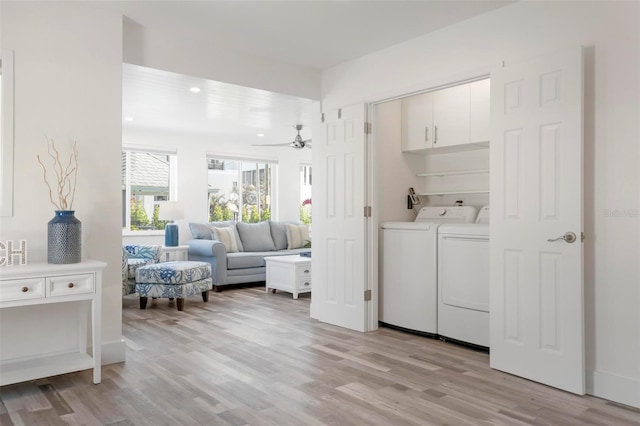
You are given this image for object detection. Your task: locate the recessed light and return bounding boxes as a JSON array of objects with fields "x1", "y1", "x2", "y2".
[
  {"x1": 257, "y1": 133, "x2": 265, "y2": 137},
  {"x1": 124, "y1": 117, "x2": 133, "y2": 122},
  {"x1": 190, "y1": 87, "x2": 201, "y2": 93}
]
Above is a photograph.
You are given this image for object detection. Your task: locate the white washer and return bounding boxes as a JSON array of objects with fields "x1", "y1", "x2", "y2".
[
  {"x1": 437, "y1": 206, "x2": 490, "y2": 347},
  {"x1": 380, "y1": 206, "x2": 478, "y2": 334}
]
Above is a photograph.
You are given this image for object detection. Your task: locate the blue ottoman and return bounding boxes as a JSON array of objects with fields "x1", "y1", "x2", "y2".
[{"x1": 135, "y1": 261, "x2": 213, "y2": 311}]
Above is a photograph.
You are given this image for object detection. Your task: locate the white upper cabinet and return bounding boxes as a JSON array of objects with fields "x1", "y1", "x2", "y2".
[
  {"x1": 469, "y1": 79, "x2": 491, "y2": 143},
  {"x1": 401, "y1": 91, "x2": 434, "y2": 151},
  {"x1": 401, "y1": 79, "x2": 490, "y2": 152},
  {"x1": 432, "y1": 84, "x2": 470, "y2": 148}
]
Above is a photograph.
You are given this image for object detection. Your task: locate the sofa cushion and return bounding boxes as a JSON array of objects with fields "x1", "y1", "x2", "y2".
[
  {"x1": 226, "y1": 252, "x2": 269, "y2": 269},
  {"x1": 189, "y1": 221, "x2": 243, "y2": 251},
  {"x1": 236, "y1": 221, "x2": 276, "y2": 252},
  {"x1": 269, "y1": 220, "x2": 300, "y2": 250},
  {"x1": 286, "y1": 224, "x2": 311, "y2": 249},
  {"x1": 211, "y1": 226, "x2": 239, "y2": 253}
]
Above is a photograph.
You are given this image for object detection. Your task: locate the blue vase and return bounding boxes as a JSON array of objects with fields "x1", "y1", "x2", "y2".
[{"x1": 48, "y1": 210, "x2": 82, "y2": 264}]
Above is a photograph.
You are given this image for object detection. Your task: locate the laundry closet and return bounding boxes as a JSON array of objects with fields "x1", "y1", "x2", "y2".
[{"x1": 377, "y1": 78, "x2": 491, "y2": 348}]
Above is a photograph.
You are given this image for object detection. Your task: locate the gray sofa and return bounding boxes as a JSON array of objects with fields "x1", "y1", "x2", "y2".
[{"x1": 187, "y1": 220, "x2": 310, "y2": 291}]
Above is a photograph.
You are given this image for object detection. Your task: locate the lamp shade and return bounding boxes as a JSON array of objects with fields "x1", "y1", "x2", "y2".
[{"x1": 157, "y1": 201, "x2": 184, "y2": 221}]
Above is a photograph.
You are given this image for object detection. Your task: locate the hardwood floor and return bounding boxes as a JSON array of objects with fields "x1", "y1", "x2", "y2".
[{"x1": 1, "y1": 285, "x2": 639, "y2": 425}]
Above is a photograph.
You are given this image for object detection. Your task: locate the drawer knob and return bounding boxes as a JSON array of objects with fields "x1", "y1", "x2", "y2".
[
  {"x1": 21, "y1": 286, "x2": 29, "y2": 293},
  {"x1": 304, "y1": 269, "x2": 310, "y2": 273},
  {"x1": 68, "y1": 282, "x2": 75, "y2": 288},
  {"x1": 304, "y1": 282, "x2": 310, "y2": 286}
]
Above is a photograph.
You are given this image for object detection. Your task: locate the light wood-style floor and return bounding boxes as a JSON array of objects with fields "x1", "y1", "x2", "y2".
[{"x1": 1, "y1": 285, "x2": 639, "y2": 425}]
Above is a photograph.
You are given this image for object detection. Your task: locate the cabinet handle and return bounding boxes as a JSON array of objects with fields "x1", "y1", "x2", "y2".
[
  {"x1": 68, "y1": 282, "x2": 75, "y2": 288},
  {"x1": 304, "y1": 282, "x2": 310, "y2": 286},
  {"x1": 424, "y1": 126, "x2": 429, "y2": 142},
  {"x1": 304, "y1": 269, "x2": 310, "y2": 273},
  {"x1": 434, "y1": 125, "x2": 438, "y2": 144},
  {"x1": 21, "y1": 286, "x2": 29, "y2": 293}
]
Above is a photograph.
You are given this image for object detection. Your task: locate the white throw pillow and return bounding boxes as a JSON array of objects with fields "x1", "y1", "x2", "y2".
[
  {"x1": 285, "y1": 224, "x2": 310, "y2": 250},
  {"x1": 212, "y1": 226, "x2": 239, "y2": 253}
]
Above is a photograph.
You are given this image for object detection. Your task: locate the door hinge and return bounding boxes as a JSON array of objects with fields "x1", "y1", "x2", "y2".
[
  {"x1": 581, "y1": 232, "x2": 585, "y2": 242},
  {"x1": 338, "y1": 108, "x2": 342, "y2": 119},
  {"x1": 364, "y1": 289, "x2": 372, "y2": 301},
  {"x1": 364, "y1": 122, "x2": 372, "y2": 134},
  {"x1": 321, "y1": 112, "x2": 325, "y2": 123},
  {"x1": 364, "y1": 206, "x2": 372, "y2": 217}
]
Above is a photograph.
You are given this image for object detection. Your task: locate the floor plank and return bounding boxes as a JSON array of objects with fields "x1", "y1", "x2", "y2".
[{"x1": 1, "y1": 285, "x2": 638, "y2": 425}]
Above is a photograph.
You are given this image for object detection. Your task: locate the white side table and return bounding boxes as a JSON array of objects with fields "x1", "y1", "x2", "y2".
[
  {"x1": 0, "y1": 260, "x2": 106, "y2": 385},
  {"x1": 265, "y1": 255, "x2": 311, "y2": 299},
  {"x1": 161, "y1": 245, "x2": 189, "y2": 262}
]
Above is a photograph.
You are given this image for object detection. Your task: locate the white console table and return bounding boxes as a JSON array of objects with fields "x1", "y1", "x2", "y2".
[{"x1": 0, "y1": 260, "x2": 106, "y2": 386}]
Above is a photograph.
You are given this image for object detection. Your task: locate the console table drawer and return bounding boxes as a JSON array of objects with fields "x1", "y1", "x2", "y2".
[
  {"x1": 296, "y1": 277, "x2": 312, "y2": 291},
  {"x1": 0, "y1": 278, "x2": 46, "y2": 302},
  {"x1": 47, "y1": 274, "x2": 94, "y2": 297}
]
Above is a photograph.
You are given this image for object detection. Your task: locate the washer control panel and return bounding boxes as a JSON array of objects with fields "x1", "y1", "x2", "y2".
[{"x1": 415, "y1": 206, "x2": 478, "y2": 223}]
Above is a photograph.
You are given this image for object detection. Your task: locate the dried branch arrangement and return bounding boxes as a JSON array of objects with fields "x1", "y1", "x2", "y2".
[{"x1": 36, "y1": 137, "x2": 79, "y2": 210}]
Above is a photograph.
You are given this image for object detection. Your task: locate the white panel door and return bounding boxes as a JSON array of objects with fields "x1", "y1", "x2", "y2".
[
  {"x1": 490, "y1": 47, "x2": 585, "y2": 394},
  {"x1": 311, "y1": 105, "x2": 368, "y2": 331}
]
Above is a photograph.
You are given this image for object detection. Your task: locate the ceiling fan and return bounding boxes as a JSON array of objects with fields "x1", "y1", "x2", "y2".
[{"x1": 256, "y1": 124, "x2": 312, "y2": 149}]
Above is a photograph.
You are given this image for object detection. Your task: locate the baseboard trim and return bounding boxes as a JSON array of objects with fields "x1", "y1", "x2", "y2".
[
  {"x1": 587, "y1": 370, "x2": 640, "y2": 408},
  {"x1": 101, "y1": 339, "x2": 126, "y2": 365}
]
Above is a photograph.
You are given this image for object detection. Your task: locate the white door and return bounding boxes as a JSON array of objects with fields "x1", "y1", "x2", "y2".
[
  {"x1": 490, "y1": 47, "x2": 585, "y2": 394},
  {"x1": 311, "y1": 104, "x2": 369, "y2": 331}
]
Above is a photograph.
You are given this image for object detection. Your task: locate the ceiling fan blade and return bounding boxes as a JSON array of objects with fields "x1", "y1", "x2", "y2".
[{"x1": 252, "y1": 142, "x2": 293, "y2": 147}]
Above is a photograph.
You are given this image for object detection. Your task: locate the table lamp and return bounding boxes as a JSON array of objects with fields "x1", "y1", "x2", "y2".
[{"x1": 157, "y1": 201, "x2": 184, "y2": 247}]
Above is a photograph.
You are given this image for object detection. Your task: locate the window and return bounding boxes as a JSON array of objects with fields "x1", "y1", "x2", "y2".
[
  {"x1": 122, "y1": 148, "x2": 177, "y2": 231},
  {"x1": 300, "y1": 165, "x2": 312, "y2": 224},
  {"x1": 207, "y1": 157, "x2": 274, "y2": 223}
]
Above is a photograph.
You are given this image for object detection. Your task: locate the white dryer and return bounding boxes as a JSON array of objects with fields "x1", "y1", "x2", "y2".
[
  {"x1": 380, "y1": 206, "x2": 478, "y2": 335},
  {"x1": 437, "y1": 206, "x2": 490, "y2": 348}
]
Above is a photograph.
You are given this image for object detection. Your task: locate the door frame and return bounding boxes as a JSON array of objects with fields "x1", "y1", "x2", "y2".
[{"x1": 364, "y1": 67, "x2": 494, "y2": 332}]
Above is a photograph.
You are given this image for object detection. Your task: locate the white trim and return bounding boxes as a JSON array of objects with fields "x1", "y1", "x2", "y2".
[
  {"x1": 1, "y1": 49, "x2": 15, "y2": 217},
  {"x1": 206, "y1": 152, "x2": 279, "y2": 164},
  {"x1": 123, "y1": 144, "x2": 177, "y2": 155},
  {"x1": 588, "y1": 370, "x2": 640, "y2": 408},
  {"x1": 122, "y1": 230, "x2": 164, "y2": 237},
  {"x1": 101, "y1": 339, "x2": 126, "y2": 365}
]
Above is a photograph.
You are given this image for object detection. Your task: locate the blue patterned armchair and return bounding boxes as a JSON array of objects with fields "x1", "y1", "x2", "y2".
[{"x1": 122, "y1": 245, "x2": 162, "y2": 295}]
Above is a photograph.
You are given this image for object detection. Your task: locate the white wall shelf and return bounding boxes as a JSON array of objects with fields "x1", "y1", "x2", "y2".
[
  {"x1": 419, "y1": 189, "x2": 489, "y2": 196},
  {"x1": 417, "y1": 168, "x2": 489, "y2": 177}
]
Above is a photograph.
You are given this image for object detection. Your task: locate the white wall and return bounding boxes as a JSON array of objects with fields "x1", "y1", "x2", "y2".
[
  {"x1": 375, "y1": 100, "x2": 421, "y2": 223},
  {"x1": 0, "y1": 3, "x2": 125, "y2": 363},
  {"x1": 322, "y1": 1, "x2": 640, "y2": 407},
  {"x1": 123, "y1": 21, "x2": 320, "y2": 101},
  {"x1": 122, "y1": 128, "x2": 312, "y2": 246}
]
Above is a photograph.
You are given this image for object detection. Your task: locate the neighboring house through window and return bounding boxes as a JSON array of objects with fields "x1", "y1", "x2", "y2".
[
  {"x1": 207, "y1": 157, "x2": 275, "y2": 222},
  {"x1": 122, "y1": 147, "x2": 177, "y2": 231}
]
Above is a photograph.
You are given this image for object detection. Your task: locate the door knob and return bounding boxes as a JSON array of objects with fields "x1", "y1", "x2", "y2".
[{"x1": 547, "y1": 232, "x2": 577, "y2": 244}]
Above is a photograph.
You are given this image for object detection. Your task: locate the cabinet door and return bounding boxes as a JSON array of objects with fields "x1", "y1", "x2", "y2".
[
  {"x1": 401, "y1": 92, "x2": 433, "y2": 151},
  {"x1": 469, "y1": 79, "x2": 491, "y2": 143},
  {"x1": 433, "y1": 84, "x2": 470, "y2": 148}
]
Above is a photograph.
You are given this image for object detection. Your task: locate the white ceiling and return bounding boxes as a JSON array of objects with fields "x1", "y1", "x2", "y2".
[
  {"x1": 118, "y1": 1, "x2": 514, "y2": 146},
  {"x1": 122, "y1": 64, "x2": 316, "y2": 146}
]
